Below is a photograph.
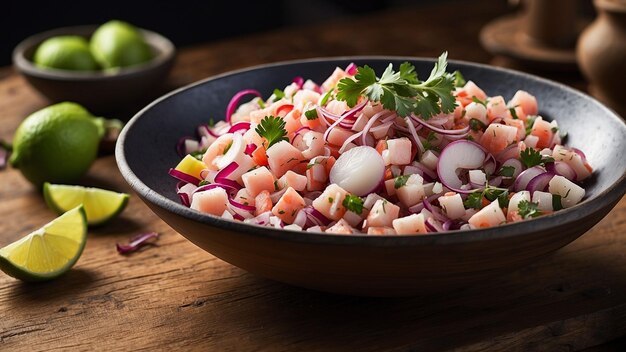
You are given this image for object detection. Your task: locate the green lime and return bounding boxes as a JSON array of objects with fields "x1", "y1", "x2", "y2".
[
  {"x1": 0, "y1": 205, "x2": 87, "y2": 282},
  {"x1": 90, "y1": 20, "x2": 153, "y2": 69},
  {"x1": 33, "y1": 36, "x2": 99, "y2": 71},
  {"x1": 43, "y1": 183, "x2": 129, "y2": 226},
  {"x1": 9, "y1": 102, "x2": 102, "y2": 187}
]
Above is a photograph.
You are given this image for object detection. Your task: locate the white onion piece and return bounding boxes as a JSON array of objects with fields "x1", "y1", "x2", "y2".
[
  {"x1": 437, "y1": 140, "x2": 486, "y2": 192},
  {"x1": 329, "y1": 146, "x2": 385, "y2": 196}
]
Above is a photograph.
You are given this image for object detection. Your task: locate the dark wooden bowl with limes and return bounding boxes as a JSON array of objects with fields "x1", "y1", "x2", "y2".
[{"x1": 13, "y1": 23, "x2": 175, "y2": 114}]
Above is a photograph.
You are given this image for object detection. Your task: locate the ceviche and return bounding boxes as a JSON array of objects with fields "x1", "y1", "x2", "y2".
[{"x1": 169, "y1": 53, "x2": 592, "y2": 235}]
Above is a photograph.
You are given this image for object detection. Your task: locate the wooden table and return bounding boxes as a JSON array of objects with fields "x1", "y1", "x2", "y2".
[{"x1": 2, "y1": 1, "x2": 625, "y2": 351}]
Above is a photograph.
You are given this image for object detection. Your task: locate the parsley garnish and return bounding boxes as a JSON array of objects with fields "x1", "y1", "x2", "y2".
[
  {"x1": 304, "y1": 109, "x2": 318, "y2": 120},
  {"x1": 208, "y1": 117, "x2": 215, "y2": 127},
  {"x1": 255, "y1": 115, "x2": 288, "y2": 148},
  {"x1": 453, "y1": 70, "x2": 466, "y2": 88},
  {"x1": 336, "y1": 52, "x2": 457, "y2": 119},
  {"x1": 552, "y1": 194, "x2": 563, "y2": 211},
  {"x1": 520, "y1": 148, "x2": 543, "y2": 168},
  {"x1": 464, "y1": 186, "x2": 509, "y2": 209},
  {"x1": 525, "y1": 115, "x2": 537, "y2": 136},
  {"x1": 497, "y1": 165, "x2": 515, "y2": 177},
  {"x1": 278, "y1": 210, "x2": 285, "y2": 215},
  {"x1": 423, "y1": 131, "x2": 438, "y2": 151},
  {"x1": 517, "y1": 200, "x2": 542, "y2": 218},
  {"x1": 551, "y1": 126, "x2": 559, "y2": 133},
  {"x1": 394, "y1": 174, "x2": 410, "y2": 189},
  {"x1": 342, "y1": 194, "x2": 364, "y2": 214},
  {"x1": 328, "y1": 197, "x2": 334, "y2": 203},
  {"x1": 198, "y1": 180, "x2": 210, "y2": 186},
  {"x1": 463, "y1": 192, "x2": 483, "y2": 209},
  {"x1": 509, "y1": 107, "x2": 519, "y2": 119},
  {"x1": 469, "y1": 118, "x2": 486, "y2": 131},
  {"x1": 274, "y1": 180, "x2": 279, "y2": 191}
]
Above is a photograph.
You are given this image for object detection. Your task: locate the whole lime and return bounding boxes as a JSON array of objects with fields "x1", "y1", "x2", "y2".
[
  {"x1": 9, "y1": 102, "x2": 102, "y2": 187},
  {"x1": 34, "y1": 36, "x2": 99, "y2": 71},
  {"x1": 90, "y1": 20, "x2": 153, "y2": 69}
]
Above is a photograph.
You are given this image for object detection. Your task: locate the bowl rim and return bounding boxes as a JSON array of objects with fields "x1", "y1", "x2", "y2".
[
  {"x1": 12, "y1": 24, "x2": 175, "y2": 81},
  {"x1": 116, "y1": 56, "x2": 626, "y2": 247}
]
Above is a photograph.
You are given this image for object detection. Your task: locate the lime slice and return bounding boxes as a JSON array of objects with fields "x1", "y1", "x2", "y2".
[
  {"x1": 43, "y1": 183, "x2": 129, "y2": 226},
  {"x1": 0, "y1": 206, "x2": 87, "y2": 282}
]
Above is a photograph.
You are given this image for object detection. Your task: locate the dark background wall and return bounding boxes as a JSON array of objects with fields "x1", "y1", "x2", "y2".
[{"x1": 1, "y1": 0, "x2": 438, "y2": 66}]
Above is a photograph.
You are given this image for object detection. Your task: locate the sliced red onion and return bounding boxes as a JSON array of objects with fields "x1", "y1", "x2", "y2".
[
  {"x1": 514, "y1": 166, "x2": 545, "y2": 191},
  {"x1": 245, "y1": 211, "x2": 272, "y2": 226},
  {"x1": 304, "y1": 207, "x2": 331, "y2": 226},
  {"x1": 293, "y1": 209, "x2": 308, "y2": 228},
  {"x1": 425, "y1": 217, "x2": 444, "y2": 232},
  {"x1": 233, "y1": 213, "x2": 245, "y2": 221},
  {"x1": 116, "y1": 232, "x2": 159, "y2": 255},
  {"x1": 176, "y1": 136, "x2": 196, "y2": 157},
  {"x1": 194, "y1": 182, "x2": 239, "y2": 195},
  {"x1": 526, "y1": 172, "x2": 555, "y2": 194},
  {"x1": 437, "y1": 140, "x2": 486, "y2": 193},
  {"x1": 546, "y1": 161, "x2": 577, "y2": 181},
  {"x1": 168, "y1": 168, "x2": 201, "y2": 186},
  {"x1": 226, "y1": 89, "x2": 262, "y2": 124},
  {"x1": 496, "y1": 144, "x2": 519, "y2": 163},
  {"x1": 292, "y1": 76, "x2": 304, "y2": 88},
  {"x1": 198, "y1": 124, "x2": 221, "y2": 138},
  {"x1": 323, "y1": 100, "x2": 368, "y2": 142},
  {"x1": 345, "y1": 62, "x2": 357, "y2": 75},
  {"x1": 361, "y1": 110, "x2": 391, "y2": 146},
  {"x1": 405, "y1": 116, "x2": 425, "y2": 154},
  {"x1": 572, "y1": 147, "x2": 587, "y2": 162},
  {"x1": 228, "y1": 122, "x2": 251, "y2": 134},
  {"x1": 177, "y1": 182, "x2": 197, "y2": 207},
  {"x1": 423, "y1": 198, "x2": 448, "y2": 222},
  {"x1": 488, "y1": 176, "x2": 503, "y2": 187},
  {"x1": 244, "y1": 144, "x2": 256, "y2": 155},
  {"x1": 410, "y1": 114, "x2": 470, "y2": 136},
  {"x1": 178, "y1": 193, "x2": 190, "y2": 207},
  {"x1": 412, "y1": 162, "x2": 437, "y2": 181},
  {"x1": 291, "y1": 126, "x2": 312, "y2": 145},
  {"x1": 228, "y1": 198, "x2": 256, "y2": 212},
  {"x1": 215, "y1": 162, "x2": 239, "y2": 181},
  {"x1": 442, "y1": 220, "x2": 454, "y2": 231}
]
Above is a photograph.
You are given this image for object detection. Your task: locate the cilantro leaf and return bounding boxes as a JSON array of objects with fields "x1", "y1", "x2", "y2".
[
  {"x1": 453, "y1": 70, "x2": 466, "y2": 87},
  {"x1": 520, "y1": 148, "x2": 543, "y2": 168},
  {"x1": 497, "y1": 165, "x2": 515, "y2": 177},
  {"x1": 255, "y1": 115, "x2": 288, "y2": 148},
  {"x1": 464, "y1": 185, "x2": 509, "y2": 209},
  {"x1": 320, "y1": 90, "x2": 333, "y2": 106},
  {"x1": 469, "y1": 118, "x2": 487, "y2": 131},
  {"x1": 304, "y1": 109, "x2": 318, "y2": 120},
  {"x1": 471, "y1": 96, "x2": 488, "y2": 107},
  {"x1": 394, "y1": 174, "x2": 410, "y2": 189},
  {"x1": 552, "y1": 194, "x2": 563, "y2": 211},
  {"x1": 273, "y1": 89, "x2": 285, "y2": 100},
  {"x1": 517, "y1": 200, "x2": 542, "y2": 218},
  {"x1": 509, "y1": 106, "x2": 519, "y2": 119},
  {"x1": 336, "y1": 52, "x2": 457, "y2": 119},
  {"x1": 342, "y1": 194, "x2": 364, "y2": 214},
  {"x1": 464, "y1": 192, "x2": 483, "y2": 209},
  {"x1": 525, "y1": 115, "x2": 537, "y2": 136}
]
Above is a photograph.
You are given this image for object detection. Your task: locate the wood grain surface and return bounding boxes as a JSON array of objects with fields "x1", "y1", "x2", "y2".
[{"x1": 1, "y1": 1, "x2": 625, "y2": 351}]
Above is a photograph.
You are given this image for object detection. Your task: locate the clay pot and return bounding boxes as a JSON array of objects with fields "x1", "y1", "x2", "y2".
[{"x1": 577, "y1": 0, "x2": 626, "y2": 117}]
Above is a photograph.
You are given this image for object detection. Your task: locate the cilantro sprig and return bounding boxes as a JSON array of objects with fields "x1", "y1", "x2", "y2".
[
  {"x1": 517, "y1": 200, "x2": 542, "y2": 218},
  {"x1": 520, "y1": 148, "x2": 554, "y2": 168},
  {"x1": 336, "y1": 52, "x2": 457, "y2": 119},
  {"x1": 342, "y1": 194, "x2": 364, "y2": 214},
  {"x1": 255, "y1": 115, "x2": 288, "y2": 148},
  {"x1": 464, "y1": 185, "x2": 510, "y2": 209}
]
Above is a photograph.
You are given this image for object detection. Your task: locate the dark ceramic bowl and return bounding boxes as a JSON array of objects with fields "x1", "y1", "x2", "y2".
[
  {"x1": 116, "y1": 57, "x2": 626, "y2": 296},
  {"x1": 13, "y1": 25, "x2": 175, "y2": 114}
]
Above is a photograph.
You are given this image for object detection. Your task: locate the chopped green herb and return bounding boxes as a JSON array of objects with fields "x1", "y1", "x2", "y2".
[
  {"x1": 520, "y1": 148, "x2": 543, "y2": 168},
  {"x1": 190, "y1": 149, "x2": 207, "y2": 160},
  {"x1": 278, "y1": 210, "x2": 285, "y2": 215},
  {"x1": 464, "y1": 186, "x2": 509, "y2": 209},
  {"x1": 320, "y1": 90, "x2": 333, "y2": 106},
  {"x1": 517, "y1": 200, "x2": 542, "y2": 218},
  {"x1": 304, "y1": 109, "x2": 318, "y2": 120},
  {"x1": 464, "y1": 192, "x2": 483, "y2": 209},
  {"x1": 273, "y1": 89, "x2": 285, "y2": 100},
  {"x1": 382, "y1": 200, "x2": 387, "y2": 213},
  {"x1": 223, "y1": 141, "x2": 233, "y2": 155},
  {"x1": 256, "y1": 97, "x2": 265, "y2": 109},
  {"x1": 208, "y1": 117, "x2": 215, "y2": 127},
  {"x1": 274, "y1": 180, "x2": 279, "y2": 191},
  {"x1": 255, "y1": 115, "x2": 288, "y2": 148},
  {"x1": 394, "y1": 174, "x2": 410, "y2": 189},
  {"x1": 342, "y1": 194, "x2": 364, "y2": 214},
  {"x1": 328, "y1": 197, "x2": 334, "y2": 203},
  {"x1": 552, "y1": 194, "x2": 563, "y2": 211},
  {"x1": 423, "y1": 131, "x2": 438, "y2": 151},
  {"x1": 525, "y1": 115, "x2": 537, "y2": 136},
  {"x1": 551, "y1": 126, "x2": 559, "y2": 133},
  {"x1": 336, "y1": 52, "x2": 457, "y2": 119},
  {"x1": 469, "y1": 118, "x2": 487, "y2": 131},
  {"x1": 509, "y1": 107, "x2": 519, "y2": 119},
  {"x1": 453, "y1": 70, "x2": 466, "y2": 88},
  {"x1": 497, "y1": 165, "x2": 516, "y2": 177},
  {"x1": 198, "y1": 180, "x2": 210, "y2": 186},
  {"x1": 472, "y1": 96, "x2": 488, "y2": 107}
]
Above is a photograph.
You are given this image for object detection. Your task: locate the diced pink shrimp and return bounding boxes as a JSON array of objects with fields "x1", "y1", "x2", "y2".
[
  {"x1": 266, "y1": 141, "x2": 304, "y2": 178},
  {"x1": 283, "y1": 109, "x2": 303, "y2": 135},
  {"x1": 293, "y1": 89, "x2": 321, "y2": 110},
  {"x1": 509, "y1": 90, "x2": 538, "y2": 116},
  {"x1": 191, "y1": 187, "x2": 229, "y2": 216},
  {"x1": 530, "y1": 117, "x2": 554, "y2": 149},
  {"x1": 300, "y1": 131, "x2": 325, "y2": 159},
  {"x1": 326, "y1": 219, "x2": 355, "y2": 234},
  {"x1": 366, "y1": 199, "x2": 400, "y2": 228},
  {"x1": 367, "y1": 226, "x2": 397, "y2": 235},
  {"x1": 456, "y1": 81, "x2": 488, "y2": 106},
  {"x1": 255, "y1": 190, "x2": 273, "y2": 216},
  {"x1": 306, "y1": 168, "x2": 326, "y2": 191},
  {"x1": 468, "y1": 200, "x2": 505, "y2": 228},
  {"x1": 487, "y1": 96, "x2": 508, "y2": 121},
  {"x1": 312, "y1": 184, "x2": 349, "y2": 221},
  {"x1": 392, "y1": 213, "x2": 427, "y2": 234},
  {"x1": 249, "y1": 107, "x2": 273, "y2": 125},
  {"x1": 279, "y1": 170, "x2": 308, "y2": 192},
  {"x1": 272, "y1": 187, "x2": 306, "y2": 224},
  {"x1": 503, "y1": 117, "x2": 525, "y2": 141},
  {"x1": 241, "y1": 166, "x2": 276, "y2": 197},
  {"x1": 480, "y1": 123, "x2": 518, "y2": 154},
  {"x1": 387, "y1": 137, "x2": 412, "y2": 165},
  {"x1": 321, "y1": 67, "x2": 348, "y2": 92}
]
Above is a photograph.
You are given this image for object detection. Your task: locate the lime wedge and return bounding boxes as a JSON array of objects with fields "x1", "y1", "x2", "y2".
[
  {"x1": 43, "y1": 183, "x2": 129, "y2": 226},
  {"x1": 0, "y1": 206, "x2": 87, "y2": 281}
]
